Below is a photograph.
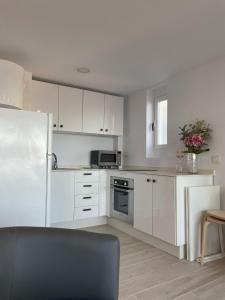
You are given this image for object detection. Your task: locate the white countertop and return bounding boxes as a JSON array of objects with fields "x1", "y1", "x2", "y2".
[{"x1": 53, "y1": 165, "x2": 214, "y2": 177}]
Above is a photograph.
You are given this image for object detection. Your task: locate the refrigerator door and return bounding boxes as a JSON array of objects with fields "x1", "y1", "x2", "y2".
[{"x1": 0, "y1": 108, "x2": 50, "y2": 227}]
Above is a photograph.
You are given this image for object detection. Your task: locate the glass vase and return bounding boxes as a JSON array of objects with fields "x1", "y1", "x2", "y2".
[{"x1": 186, "y1": 153, "x2": 198, "y2": 174}]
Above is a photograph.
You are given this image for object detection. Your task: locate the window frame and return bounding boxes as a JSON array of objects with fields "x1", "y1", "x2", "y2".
[{"x1": 154, "y1": 95, "x2": 168, "y2": 149}]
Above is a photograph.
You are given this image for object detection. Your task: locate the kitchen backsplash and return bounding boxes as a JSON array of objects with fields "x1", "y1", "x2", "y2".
[{"x1": 52, "y1": 133, "x2": 115, "y2": 166}]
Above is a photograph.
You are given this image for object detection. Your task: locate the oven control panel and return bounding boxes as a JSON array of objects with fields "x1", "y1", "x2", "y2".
[{"x1": 114, "y1": 179, "x2": 128, "y2": 187}]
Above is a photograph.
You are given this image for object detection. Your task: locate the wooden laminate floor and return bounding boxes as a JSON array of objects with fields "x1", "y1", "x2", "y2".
[{"x1": 86, "y1": 225, "x2": 225, "y2": 300}]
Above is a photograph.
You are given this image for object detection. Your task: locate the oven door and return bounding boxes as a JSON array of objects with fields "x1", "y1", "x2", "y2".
[{"x1": 111, "y1": 186, "x2": 133, "y2": 224}]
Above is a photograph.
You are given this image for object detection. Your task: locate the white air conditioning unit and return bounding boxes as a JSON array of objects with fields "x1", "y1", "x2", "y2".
[{"x1": 0, "y1": 59, "x2": 24, "y2": 109}]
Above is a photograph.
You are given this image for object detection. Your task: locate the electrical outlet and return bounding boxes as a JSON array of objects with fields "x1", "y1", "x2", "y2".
[{"x1": 211, "y1": 155, "x2": 221, "y2": 165}]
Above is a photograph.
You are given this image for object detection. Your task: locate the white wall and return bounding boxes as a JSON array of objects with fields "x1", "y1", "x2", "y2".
[
  {"x1": 123, "y1": 88, "x2": 156, "y2": 166},
  {"x1": 53, "y1": 133, "x2": 114, "y2": 166},
  {"x1": 124, "y1": 56, "x2": 225, "y2": 205}
]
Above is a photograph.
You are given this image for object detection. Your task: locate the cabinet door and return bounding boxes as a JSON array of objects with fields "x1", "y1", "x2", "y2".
[
  {"x1": 58, "y1": 86, "x2": 83, "y2": 132},
  {"x1": 104, "y1": 95, "x2": 124, "y2": 135},
  {"x1": 133, "y1": 174, "x2": 153, "y2": 235},
  {"x1": 153, "y1": 176, "x2": 176, "y2": 245},
  {"x1": 31, "y1": 81, "x2": 59, "y2": 129},
  {"x1": 83, "y1": 90, "x2": 105, "y2": 134},
  {"x1": 50, "y1": 171, "x2": 75, "y2": 223}
]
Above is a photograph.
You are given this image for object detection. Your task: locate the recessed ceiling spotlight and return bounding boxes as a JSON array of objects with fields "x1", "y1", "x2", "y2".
[{"x1": 76, "y1": 67, "x2": 90, "y2": 74}]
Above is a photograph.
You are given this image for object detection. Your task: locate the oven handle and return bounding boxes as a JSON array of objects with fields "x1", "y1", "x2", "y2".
[{"x1": 111, "y1": 186, "x2": 133, "y2": 193}]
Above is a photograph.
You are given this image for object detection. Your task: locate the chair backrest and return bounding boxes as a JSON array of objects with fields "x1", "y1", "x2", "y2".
[{"x1": 0, "y1": 227, "x2": 120, "y2": 300}]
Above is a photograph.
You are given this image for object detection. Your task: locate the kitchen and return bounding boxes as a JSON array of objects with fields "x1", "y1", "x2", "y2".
[
  {"x1": 1, "y1": 1, "x2": 225, "y2": 298},
  {"x1": 0, "y1": 64, "x2": 217, "y2": 260}
]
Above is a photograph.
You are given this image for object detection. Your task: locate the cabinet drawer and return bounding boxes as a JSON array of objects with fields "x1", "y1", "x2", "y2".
[
  {"x1": 75, "y1": 171, "x2": 99, "y2": 183},
  {"x1": 75, "y1": 194, "x2": 98, "y2": 207},
  {"x1": 74, "y1": 206, "x2": 99, "y2": 220},
  {"x1": 75, "y1": 182, "x2": 99, "y2": 195}
]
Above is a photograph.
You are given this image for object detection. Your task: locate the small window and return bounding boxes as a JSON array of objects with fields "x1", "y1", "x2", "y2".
[{"x1": 155, "y1": 97, "x2": 168, "y2": 146}]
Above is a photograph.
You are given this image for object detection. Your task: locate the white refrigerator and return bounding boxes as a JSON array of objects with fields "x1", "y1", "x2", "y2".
[{"x1": 0, "y1": 108, "x2": 52, "y2": 227}]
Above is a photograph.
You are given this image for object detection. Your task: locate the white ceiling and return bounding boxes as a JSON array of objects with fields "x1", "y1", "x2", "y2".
[{"x1": 1, "y1": 0, "x2": 225, "y2": 95}]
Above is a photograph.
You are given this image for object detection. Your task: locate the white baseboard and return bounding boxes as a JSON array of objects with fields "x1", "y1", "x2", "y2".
[
  {"x1": 50, "y1": 216, "x2": 107, "y2": 229},
  {"x1": 107, "y1": 217, "x2": 186, "y2": 259}
]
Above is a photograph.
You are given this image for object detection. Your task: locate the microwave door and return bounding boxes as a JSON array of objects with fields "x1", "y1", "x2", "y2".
[{"x1": 100, "y1": 152, "x2": 117, "y2": 166}]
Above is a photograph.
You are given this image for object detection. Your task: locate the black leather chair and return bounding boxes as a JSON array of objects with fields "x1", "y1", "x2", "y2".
[{"x1": 0, "y1": 227, "x2": 120, "y2": 300}]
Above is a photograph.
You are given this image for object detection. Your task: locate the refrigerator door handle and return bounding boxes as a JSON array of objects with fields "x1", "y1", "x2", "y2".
[{"x1": 45, "y1": 113, "x2": 53, "y2": 227}]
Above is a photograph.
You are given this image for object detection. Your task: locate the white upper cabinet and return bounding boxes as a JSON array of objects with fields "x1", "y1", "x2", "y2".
[
  {"x1": 83, "y1": 90, "x2": 105, "y2": 134},
  {"x1": 30, "y1": 80, "x2": 124, "y2": 136},
  {"x1": 31, "y1": 81, "x2": 59, "y2": 129},
  {"x1": 104, "y1": 95, "x2": 124, "y2": 135},
  {"x1": 58, "y1": 86, "x2": 83, "y2": 133},
  {"x1": 83, "y1": 91, "x2": 124, "y2": 135}
]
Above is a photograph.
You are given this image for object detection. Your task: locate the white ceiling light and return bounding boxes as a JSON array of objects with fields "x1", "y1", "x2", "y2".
[{"x1": 76, "y1": 67, "x2": 90, "y2": 74}]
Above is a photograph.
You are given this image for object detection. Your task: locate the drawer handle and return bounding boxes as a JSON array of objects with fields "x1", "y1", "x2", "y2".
[
  {"x1": 83, "y1": 208, "x2": 92, "y2": 212},
  {"x1": 83, "y1": 173, "x2": 92, "y2": 176},
  {"x1": 83, "y1": 185, "x2": 92, "y2": 187},
  {"x1": 83, "y1": 196, "x2": 92, "y2": 199}
]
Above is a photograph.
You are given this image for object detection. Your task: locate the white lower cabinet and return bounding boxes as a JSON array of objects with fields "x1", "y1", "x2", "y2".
[
  {"x1": 152, "y1": 176, "x2": 176, "y2": 245},
  {"x1": 50, "y1": 171, "x2": 75, "y2": 223},
  {"x1": 51, "y1": 170, "x2": 108, "y2": 224},
  {"x1": 75, "y1": 194, "x2": 98, "y2": 207},
  {"x1": 74, "y1": 206, "x2": 99, "y2": 220},
  {"x1": 75, "y1": 182, "x2": 99, "y2": 195},
  {"x1": 133, "y1": 173, "x2": 213, "y2": 246},
  {"x1": 134, "y1": 174, "x2": 153, "y2": 235},
  {"x1": 74, "y1": 170, "x2": 101, "y2": 220}
]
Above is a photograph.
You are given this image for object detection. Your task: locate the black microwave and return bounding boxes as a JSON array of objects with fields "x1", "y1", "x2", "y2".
[{"x1": 90, "y1": 150, "x2": 122, "y2": 169}]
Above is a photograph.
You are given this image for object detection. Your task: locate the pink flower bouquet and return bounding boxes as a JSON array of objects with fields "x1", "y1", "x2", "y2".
[{"x1": 179, "y1": 120, "x2": 211, "y2": 154}]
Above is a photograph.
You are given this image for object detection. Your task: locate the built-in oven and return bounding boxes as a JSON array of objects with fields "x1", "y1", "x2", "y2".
[{"x1": 110, "y1": 176, "x2": 134, "y2": 225}]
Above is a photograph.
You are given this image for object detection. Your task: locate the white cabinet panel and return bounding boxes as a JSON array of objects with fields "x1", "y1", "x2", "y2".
[
  {"x1": 104, "y1": 95, "x2": 124, "y2": 135},
  {"x1": 75, "y1": 194, "x2": 98, "y2": 207},
  {"x1": 176, "y1": 175, "x2": 213, "y2": 246},
  {"x1": 99, "y1": 170, "x2": 107, "y2": 216},
  {"x1": 58, "y1": 86, "x2": 83, "y2": 133},
  {"x1": 75, "y1": 206, "x2": 99, "y2": 219},
  {"x1": 133, "y1": 174, "x2": 153, "y2": 235},
  {"x1": 83, "y1": 90, "x2": 105, "y2": 134},
  {"x1": 50, "y1": 171, "x2": 74, "y2": 223},
  {"x1": 75, "y1": 170, "x2": 99, "y2": 183},
  {"x1": 31, "y1": 81, "x2": 59, "y2": 129},
  {"x1": 75, "y1": 182, "x2": 99, "y2": 195},
  {"x1": 153, "y1": 176, "x2": 176, "y2": 245}
]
